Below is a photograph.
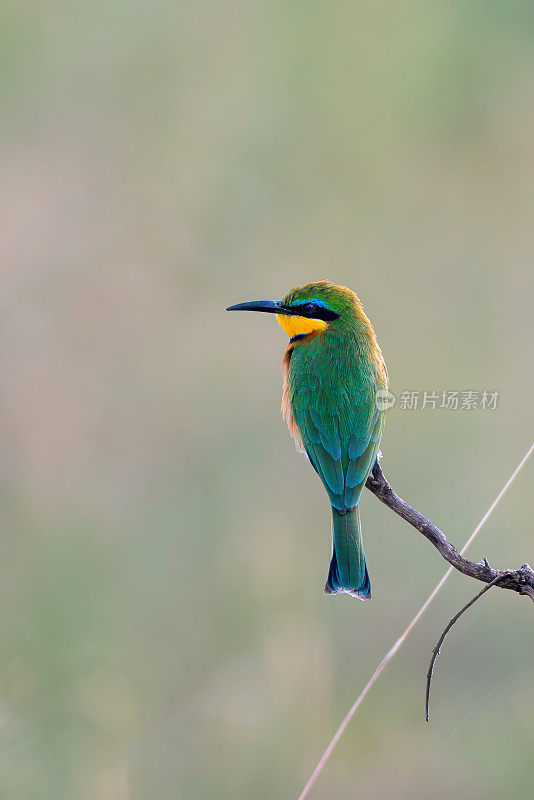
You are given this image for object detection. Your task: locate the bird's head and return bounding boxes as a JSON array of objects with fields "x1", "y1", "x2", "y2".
[{"x1": 227, "y1": 281, "x2": 361, "y2": 342}]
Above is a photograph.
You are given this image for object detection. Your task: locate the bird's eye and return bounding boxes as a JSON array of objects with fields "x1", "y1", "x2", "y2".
[{"x1": 302, "y1": 302, "x2": 316, "y2": 314}]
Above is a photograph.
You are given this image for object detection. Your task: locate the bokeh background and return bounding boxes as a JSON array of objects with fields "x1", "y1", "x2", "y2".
[{"x1": 2, "y1": 1, "x2": 534, "y2": 798}]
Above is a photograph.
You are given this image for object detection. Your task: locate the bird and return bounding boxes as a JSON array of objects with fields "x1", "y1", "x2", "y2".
[{"x1": 227, "y1": 281, "x2": 388, "y2": 599}]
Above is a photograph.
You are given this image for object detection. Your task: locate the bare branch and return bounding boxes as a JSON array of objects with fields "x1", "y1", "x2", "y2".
[
  {"x1": 365, "y1": 459, "x2": 534, "y2": 601},
  {"x1": 299, "y1": 446, "x2": 534, "y2": 799},
  {"x1": 425, "y1": 573, "x2": 512, "y2": 722}
]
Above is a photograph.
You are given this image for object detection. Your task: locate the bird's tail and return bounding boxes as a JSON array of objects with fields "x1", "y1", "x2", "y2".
[{"x1": 325, "y1": 505, "x2": 371, "y2": 600}]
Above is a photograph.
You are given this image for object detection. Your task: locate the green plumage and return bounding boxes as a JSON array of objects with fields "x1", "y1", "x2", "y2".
[
  {"x1": 283, "y1": 282, "x2": 387, "y2": 599},
  {"x1": 227, "y1": 280, "x2": 388, "y2": 599}
]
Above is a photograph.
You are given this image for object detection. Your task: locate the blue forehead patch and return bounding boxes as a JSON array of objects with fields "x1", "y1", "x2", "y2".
[{"x1": 288, "y1": 298, "x2": 329, "y2": 309}]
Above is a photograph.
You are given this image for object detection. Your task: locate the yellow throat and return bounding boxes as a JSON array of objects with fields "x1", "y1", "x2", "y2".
[{"x1": 276, "y1": 314, "x2": 327, "y2": 339}]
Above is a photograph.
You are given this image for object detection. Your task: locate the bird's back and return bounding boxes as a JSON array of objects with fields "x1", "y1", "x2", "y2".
[{"x1": 285, "y1": 326, "x2": 387, "y2": 511}]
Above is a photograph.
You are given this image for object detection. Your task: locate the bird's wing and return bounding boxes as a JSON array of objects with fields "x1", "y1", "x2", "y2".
[
  {"x1": 342, "y1": 410, "x2": 384, "y2": 509},
  {"x1": 293, "y1": 398, "x2": 384, "y2": 512}
]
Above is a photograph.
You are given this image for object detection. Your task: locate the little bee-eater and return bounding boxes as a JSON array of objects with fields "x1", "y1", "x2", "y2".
[{"x1": 227, "y1": 281, "x2": 388, "y2": 599}]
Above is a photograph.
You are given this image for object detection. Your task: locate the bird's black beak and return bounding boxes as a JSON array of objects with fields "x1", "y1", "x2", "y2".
[{"x1": 226, "y1": 300, "x2": 293, "y2": 315}]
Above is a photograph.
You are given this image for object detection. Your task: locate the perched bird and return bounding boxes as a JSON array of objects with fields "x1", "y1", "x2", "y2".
[{"x1": 227, "y1": 281, "x2": 388, "y2": 599}]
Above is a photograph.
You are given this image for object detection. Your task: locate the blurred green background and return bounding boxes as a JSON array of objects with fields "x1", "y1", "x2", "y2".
[{"x1": 1, "y1": 1, "x2": 534, "y2": 798}]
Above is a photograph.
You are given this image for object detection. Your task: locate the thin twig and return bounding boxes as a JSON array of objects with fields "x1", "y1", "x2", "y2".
[
  {"x1": 297, "y1": 441, "x2": 534, "y2": 800},
  {"x1": 425, "y1": 572, "x2": 511, "y2": 722}
]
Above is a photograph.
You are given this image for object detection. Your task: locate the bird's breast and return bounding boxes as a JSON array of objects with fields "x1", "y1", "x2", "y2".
[{"x1": 289, "y1": 335, "x2": 379, "y2": 404}]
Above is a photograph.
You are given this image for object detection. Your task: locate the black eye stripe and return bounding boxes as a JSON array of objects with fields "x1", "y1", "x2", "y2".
[
  {"x1": 280, "y1": 301, "x2": 339, "y2": 321},
  {"x1": 299, "y1": 304, "x2": 339, "y2": 322}
]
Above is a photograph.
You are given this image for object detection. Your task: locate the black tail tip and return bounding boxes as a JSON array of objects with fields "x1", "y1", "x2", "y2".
[
  {"x1": 324, "y1": 583, "x2": 372, "y2": 600},
  {"x1": 324, "y1": 556, "x2": 371, "y2": 600}
]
